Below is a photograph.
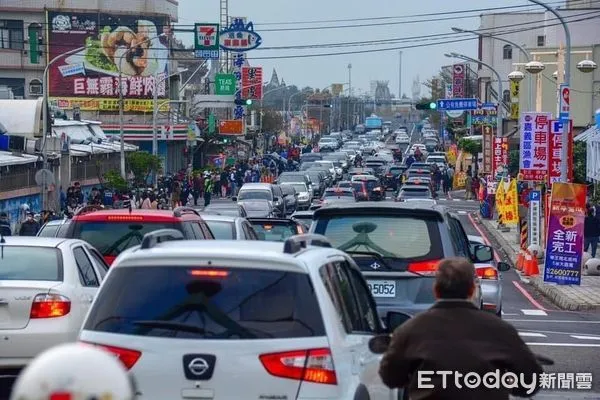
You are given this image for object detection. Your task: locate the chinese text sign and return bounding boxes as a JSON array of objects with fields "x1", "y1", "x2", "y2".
[
  {"x1": 492, "y1": 137, "x2": 508, "y2": 176},
  {"x1": 519, "y1": 112, "x2": 551, "y2": 181},
  {"x1": 548, "y1": 119, "x2": 574, "y2": 185},
  {"x1": 452, "y1": 64, "x2": 465, "y2": 98},
  {"x1": 241, "y1": 66, "x2": 263, "y2": 100},
  {"x1": 543, "y1": 183, "x2": 586, "y2": 285},
  {"x1": 482, "y1": 125, "x2": 493, "y2": 174}
]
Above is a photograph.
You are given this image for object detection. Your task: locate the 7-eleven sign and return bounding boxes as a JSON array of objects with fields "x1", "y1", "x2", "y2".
[{"x1": 194, "y1": 23, "x2": 220, "y2": 51}]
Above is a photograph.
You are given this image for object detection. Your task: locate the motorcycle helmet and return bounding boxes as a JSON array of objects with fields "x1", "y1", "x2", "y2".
[{"x1": 10, "y1": 343, "x2": 136, "y2": 400}]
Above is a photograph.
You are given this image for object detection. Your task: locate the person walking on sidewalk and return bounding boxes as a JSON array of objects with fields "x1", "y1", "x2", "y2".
[
  {"x1": 584, "y1": 203, "x2": 600, "y2": 257},
  {"x1": 464, "y1": 174, "x2": 473, "y2": 200}
]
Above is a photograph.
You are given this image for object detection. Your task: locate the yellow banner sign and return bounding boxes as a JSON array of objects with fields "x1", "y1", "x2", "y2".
[
  {"x1": 501, "y1": 178, "x2": 519, "y2": 225},
  {"x1": 49, "y1": 97, "x2": 169, "y2": 113},
  {"x1": 510, "y1": 80, "x2": 520, "y2": 120}
]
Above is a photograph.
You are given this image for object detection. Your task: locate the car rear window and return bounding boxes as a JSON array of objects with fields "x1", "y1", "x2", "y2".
[
  {"x1": 313, "y1": 215, "x2": 442, "y2": 265},
  {"x1": 238, "y1": 190, "x2": 272, "y2": 201},
  {"x1": 205, "y1": 221, "x2": 234, "y2": 239},
  {"x1": 74, "y1": 222, "x2": 179, "y2": 256},
  {"x1": 250, "y1": 222, "x2": 299, "y2": 241},
  {"x1": 0, "y1": 247, "x2": 62, "y2": 281},
  {"x1": 38, "y1": 224, "x2": 59, "y2": 237},
  {"x1": 83, "y1": 267, "x2": 325, "y2": 339},
  {"x1": 389, "y1": 167, "x2": 403, "y2": 175},
  {"x1": 325, "y1": 190, "x2": 354, "y2": 198}
]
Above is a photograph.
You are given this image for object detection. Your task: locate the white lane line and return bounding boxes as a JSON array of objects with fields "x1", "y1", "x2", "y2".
[
  {"x1": 519, "y1": 332, "x2": 547, "y2": 338},
  {"x1": 526, "y1": 342, "x2": 600, "y2": 348},
  {"x1": 457, "y1": 211, "x2": 468, "y2": 215},
  {"x1": 501, "y1": 312, "x2": 520, "y2": 316},
  {"x1": 570, "y1": 335, "x2": 600, "y2": 341},
  {"x1": 521, "y1": 309, "x2": 548, "y2": 316},
  {"x1": 505, "y1": 319, "x2": 600, "y2": 324}
]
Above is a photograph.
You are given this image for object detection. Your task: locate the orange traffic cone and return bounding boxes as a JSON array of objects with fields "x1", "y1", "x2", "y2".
[{"x1": 523, "y1": 252, "x2": 540, "y2": 276}]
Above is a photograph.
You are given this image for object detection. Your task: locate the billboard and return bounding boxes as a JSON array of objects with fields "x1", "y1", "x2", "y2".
[
  {"x1": 452, "y1": 64, "x2": 465, "y2": 98},
  {"x1": 46, "y1": 11, "x2": 170, "y2": 112}
]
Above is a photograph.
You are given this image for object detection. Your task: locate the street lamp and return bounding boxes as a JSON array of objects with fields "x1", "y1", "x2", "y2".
[
  {"x1": 508, "y1": 70, "x2": 525, "y2": 82},
  {"x1": 119, "y1": 32, "x2": 166, "y2": 179},
  {"x1": 445, "y1": 52, "x2": 504, "y2": 137},
  {"x1": 452, "y1": 27, "x2": 534, "y2": 111},
  {"x1": 41, "y1": 45, "x2": 87, "y2": 210},
  {"x1": 577, "y1": 59, "x2": 598, "y2": 73}
]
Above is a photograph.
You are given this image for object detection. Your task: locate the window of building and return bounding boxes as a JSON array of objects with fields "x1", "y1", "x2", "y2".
[
  {"x1": 0, "y1": 20, "x2": 24, "y2": 50},
  {"x1": 537, "y1": 35, "x2": 546, "y2": 47},
  {"x1": 502, "y1": 45, "x2": 513, "y2": 60}
]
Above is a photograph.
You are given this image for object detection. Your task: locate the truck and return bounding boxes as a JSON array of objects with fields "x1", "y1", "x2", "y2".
[{"x1": 365, "y1": 115, "x2": 383, "y2": 131}]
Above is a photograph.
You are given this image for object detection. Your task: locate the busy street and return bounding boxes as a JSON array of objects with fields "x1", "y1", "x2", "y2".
[{"x1": 2, "y1": 0, "x2": 600, "y2": 399}]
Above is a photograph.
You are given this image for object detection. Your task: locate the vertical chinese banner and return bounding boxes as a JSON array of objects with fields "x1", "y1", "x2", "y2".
[
  {"x1": 503, "y1": 179, "x2": 519, "y2": 225},
  {"x1": 548, "y1": 119, "x2": 574, "y2": 185},
  {"x1": 543, "y1": 182, "x2": 587, "y2": 285},
  {"x1": 482, "y1": 125, "x2": 493, "y2": 174},
  {"x1": 232, "y1": 53, "x2": 246, "y2": 120},
  {"x1": 452, "y1": 64, "x2": 465, "y2": 98},
  {"x1": 492, "y1": 137, "x2": 508, "y2": 176},
  {"x1": 510, "y1": 80, "x2": 520, "y2": 120},
  {"x1": 519, "y1": 112, "x2": 551, "y2": 181},
  {"x1": 241, "y1": 66, "x2": 263, "y2": 100}
]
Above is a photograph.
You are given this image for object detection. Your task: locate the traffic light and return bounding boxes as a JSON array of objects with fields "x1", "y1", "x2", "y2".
[
  {"x1": 323, "y1": 104, "x2": 332, "y2": 108},
  {"x1": 234, "y1": 98, "x2": 253, "y2": 106},
  {"x1": 415, "y1": 102, "x2": 437, "y2": 110}
]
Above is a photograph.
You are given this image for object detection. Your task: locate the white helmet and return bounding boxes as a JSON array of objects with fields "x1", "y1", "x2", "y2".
[{"x1": 11, "y1": 343, "x2": 136, "y2": 400}]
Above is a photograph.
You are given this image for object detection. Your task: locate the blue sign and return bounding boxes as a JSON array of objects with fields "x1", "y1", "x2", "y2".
[
  {"x1": 195, "y1": 50, "x2": 219, "y2": 60},
  {"x1": 529, "y1": 190, "x2": 541, "y2": 202},
  {"x1": 481, "y1": 102, "x2": 497, "y2": 110},
  {"x1": 436, "y1": 98, "x2": 478, "y2": 111},
  {"x1": 219, "y1": 19, "x2": 262, "y2": 52},
  {"x1": 595, "y1": 109, "x2": 600, "y2": 129}
]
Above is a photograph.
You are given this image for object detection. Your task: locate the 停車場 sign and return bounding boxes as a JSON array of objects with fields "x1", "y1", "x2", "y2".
[
  {"x1": 215, "y1": 73, "x2": 236, "y2": 95},
  {"x1": 219, "y1": 19, "x2": 262, "y2": 52},
  {"x1": 194, "y1": 23, "x2": 220, "y2": 59},
  {"x1": 519, "y1": 112, "x2": 551, "y2": 181}
]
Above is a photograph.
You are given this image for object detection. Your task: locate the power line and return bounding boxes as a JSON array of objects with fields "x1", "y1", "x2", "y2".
[{"x1": 250, "y1": 0, "x2": 569, "y2": 26}]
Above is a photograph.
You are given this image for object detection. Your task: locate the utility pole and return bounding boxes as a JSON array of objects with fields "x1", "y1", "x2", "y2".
[
  {"x1": 347, "y1": 63, "x2": 352, "y2": 129},
  {"x1": 398, "y1": 51, "x2": 403, "y2": 99}
]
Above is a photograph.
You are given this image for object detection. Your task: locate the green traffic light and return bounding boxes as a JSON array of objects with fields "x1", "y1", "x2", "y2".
[
  {"x1": 429, "y1": 102, "x2": 437, "y2": 109},
  {"x1": 245, "y1": 99, "x2": 253, "y2": 106}
]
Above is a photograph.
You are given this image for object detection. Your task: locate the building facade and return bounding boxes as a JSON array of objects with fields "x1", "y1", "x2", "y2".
[
  {"x1": 0, "y1": 0, "x2": 190, "y2": 171},
  {"x1": 478, "y1": 6, "x2": 600, "y2": 129}
]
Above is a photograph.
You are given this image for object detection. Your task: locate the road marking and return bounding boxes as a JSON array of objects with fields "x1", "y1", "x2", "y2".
[
  {"x1": 501, "y1": 312, "x2": 519, "y2": 316},
  {"x1": 570, "y1": 335, "x2": 600, "y2": 340},
  {"x1": 457, "y1": 211, "x2": 468, "y2": 215},
  {"x1": 521, "y1": 309, "x2": 548, "y2": 316},
  {"x1": 526, "y1": 342, "x2": 600, "y2": 348},
  {"x1": 518, "y1": 332, "x2": 547, "y2": 337},
  {"x1": 505, "y1": 319, "x2": 600, "y2": 324},
  {"x1": 512, "y1": 281, "x2": 548, "y2": 311}
]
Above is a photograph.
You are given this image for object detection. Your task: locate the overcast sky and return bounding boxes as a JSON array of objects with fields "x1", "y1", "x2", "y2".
[{"x1": 177, "y1": 0, "x2": 548, "y2": 97}]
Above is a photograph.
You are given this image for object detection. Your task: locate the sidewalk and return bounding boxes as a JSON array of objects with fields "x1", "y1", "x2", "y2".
[{"x1": 474, "y1": 215, "x2": 600, "y2": 311}]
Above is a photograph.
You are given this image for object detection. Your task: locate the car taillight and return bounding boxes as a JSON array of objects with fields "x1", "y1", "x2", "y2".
[
  {"x1": 189, "y1": 269, "x2": 229, "y2": 277},
  {"x1": 260, "y1": 348, "x2": 337, "y2": 385},
  {"x1": 476, "y1": 267, "x2": 498, "y2": 280},
  {"x1": 408, "y1": 260, "x2": 440, "y2": 275},
  {"x1": 30, "y1": 294, "x2": 71, "y2": 319},
  {"x1": 81, "y1": 342, "x2": 141, "y2": 370},
  {"x1": 386, "y1": 173, "x2": 393, "y2": 177}
]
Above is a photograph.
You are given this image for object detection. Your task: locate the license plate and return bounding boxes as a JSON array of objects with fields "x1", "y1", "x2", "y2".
[{"x1": 367, "y1": 280, "x2": 396, "y2": 297}]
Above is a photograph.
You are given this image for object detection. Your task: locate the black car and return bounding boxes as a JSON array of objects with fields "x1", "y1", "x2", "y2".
[
  {"x1": 309, "y1": 202, "x2": 493, "y2": 317},
  {"x1": 364, "y1": 157, "x2": 387, "y2": 176},
  {"x1": 382, "y1": 165, "x2": 407, "y2": 192}
]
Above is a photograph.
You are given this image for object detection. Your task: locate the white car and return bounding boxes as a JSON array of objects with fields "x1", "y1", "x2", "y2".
[
  {"x1": 79, "y1": 231, "x2": 399, "y2": 399},
  {"x1": 314, "y1": 160, "x2": 339, "y2": 180},
  {"x1": 0, "y1": 237, "x2": 108, "y2": 386},
  {"x1": 395, "y1": 135, "x2": 410, "y2": 144}
]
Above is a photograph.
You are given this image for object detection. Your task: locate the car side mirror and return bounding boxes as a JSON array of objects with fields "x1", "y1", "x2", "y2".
[
  {"x1": 231, "y1": 196, "x2": 237, "y2": 202},
  {"x1": 497, "y1": 261, "x2": 511, "y2": 272},
  {"x1": 473, "y1": 244, "x2": 494, "y2": 263},
  {"x1": 385, "y1": 311, "x2": 412, "y2": 332},
  {"x1": 368, "y1": 334, "x2": 391, "y2": 354}
]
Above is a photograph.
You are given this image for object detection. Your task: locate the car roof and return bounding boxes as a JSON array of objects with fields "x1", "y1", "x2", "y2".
[
  {"x1": 114, "y1": 240, "x2": 347, "y2": 274},
  {"x1": 247, "y1": 218, "x2": 298, "y2": 224},
  {"x1": 401, "y1": 185, "x2": 430, "y2": 190},
  {"x1": 292, "y1": 211, "x2": 314, "y2": 217},
  {"x1": 199, "y1": 214, "x2": 240, "y2": 223},
  {"x1": 72, "y1": 208, "x2": 201, "y2": 222},
  {"x1": 313, "y1": 201, "x2": 446, "y2": 221},
  {"x1": 325, "y1": 187, "x2": 353, "y2": 192},
  {"x1": 0, "y1": 236, "x2": 80, "y2": 247},
  {"x1": 240, "y1": 183, "x2": 272, "y2": 189}
]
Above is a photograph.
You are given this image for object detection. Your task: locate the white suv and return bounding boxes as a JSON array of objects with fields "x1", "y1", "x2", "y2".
[{"x1": 79, "y1": 231, "x2": 400, "y2": 399}]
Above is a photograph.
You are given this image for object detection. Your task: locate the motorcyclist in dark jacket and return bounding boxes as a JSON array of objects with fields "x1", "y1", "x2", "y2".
[
  {"x1": 0, "y1": 212, "x2": 11, "y2": 236},
  {"x1": 19, "y1": 212, "x2": 40, "y2": 236}
]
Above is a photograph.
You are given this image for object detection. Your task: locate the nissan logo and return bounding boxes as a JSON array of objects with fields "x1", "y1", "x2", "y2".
[{"x1": 188, "y1": 357, "x2": 210, "y2": 376}]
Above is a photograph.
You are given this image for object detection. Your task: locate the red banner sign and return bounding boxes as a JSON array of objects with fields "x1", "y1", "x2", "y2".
[
  {"x1": 452, "y1": 64, "x2": 465, "y2": 98},
  {"x1": 519, "y1": 112, "x2": 551, "y2": 181},
  {"x1": 493, "y1": 137, "x2": 509, "y2": 175},
  {"x1": 241, "y1": 66, "x2": 263, "y2": 100}
]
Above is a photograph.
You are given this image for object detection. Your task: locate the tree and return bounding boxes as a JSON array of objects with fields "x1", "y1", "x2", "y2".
[
  {"x1": 261, "y1": 109, "x2": 284, "y2": 132},
  {"x1": 457, "y1": 138, "x2": 482, "y2": 155},
  {"x1": 103, "y1": 169, "x2": 128, "y2": 192},
  {"x1": 126, "y1": 151, "x2": 162, "y2": 186},
  {"x1": 573, "y1": 141, "x2": 586, "y2": 184}
]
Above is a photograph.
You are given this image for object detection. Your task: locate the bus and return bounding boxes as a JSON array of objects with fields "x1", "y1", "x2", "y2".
[{"x1": 365, "y1": 115, "x2": 383, "y2": 131}]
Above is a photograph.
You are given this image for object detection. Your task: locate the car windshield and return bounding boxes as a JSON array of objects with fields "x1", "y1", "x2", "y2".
[
  {"x1": 76, "y1": 222, "x2": 179, "y2": 256},
  {"x1": 401, "y1": 188, "x2": 430, "y2": 197},
  {"x1": 205, "y1": 221, "x2": 234, "y2": 239},
  {"x1": 0, "y1": 247, "x2": 62, "y2": 281},
  {"x1": 313, "y1": 215, "x2": 442, "y2": 266},
  {"x1": 238, "y1": 190, "x2": 272, "y2": 201},
  {"x1": 389, "y1": 167, "x2": 404, "y2": 176},
  {"x1": 243, "y1": 202, "x2": 270, "y2": 211},
  {"x1": 251, "y1": 222, "x2": 299, "y2": 242},
  {"x1": 84, "y1": 267, "x2": 325, "y2": 339},
  {"x1": 324, "y1": 190, "x2": 354, "y2": 198},
  {"x1": 290, "y1": 183, "x2": 308, "y2": 193}
]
